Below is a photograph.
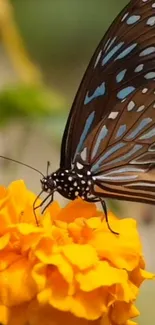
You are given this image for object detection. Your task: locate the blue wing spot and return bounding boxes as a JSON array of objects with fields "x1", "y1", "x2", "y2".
[
  {"x1": 116, "y1": 69, "x2": 127, "y2": 83},
  {"x1": 126, "y1": 15, "x2": 141, "y2": 25},
  {"x1": 117, "y1": 86, "x2": 135, "y2": 100},
  {"x1": 94, "y1": 174, "x2": 137, "y2": 181},
  {"x1": 140, "y1": 47, "x2": 155, "y2": 56},
  {"x1": 139, "y1": 128, "x2": 155, "y2": 140},
  {"x1": 95, "y1": 166, "x2": 143, "y2": 181},
  {"x1": 105, "y1": 166, "x2": 143, "y2": 175},
  {"x1": 146, "y1": 16, "x2": 155, "y2": 26},
  {"x1": 91, "y1": 125, "x2": 108, "y2": 159},
  {"x1": 116, "y1": 124, "x2": 127, "y2": 139},
  {"x1": 102, "y1": 42, "x2": 124, "y2": 66},
  {"x1": 134, "y1": 64, "x2": 144, "y2": 73},
  {"x1": 144, "y1": 72, "x2": 155, "y2": 79},
  {"x1": 91, "y1": 142, "x2": 126, "y2": 172},
  {"x1": 115, "y1": 43, "x2": 137, "y2": 60},
  {"x1": 74, "y1": 111, "x2": 95, "y2": 159},
  {"x1": 126, "y1": 118, "x2": 152, "y2": 140},
  {"x1": 84, "y1": 82, "x2": 106, "y2": 105},
  {"x1": 103, "y1": 144, "x2": 143, "y2": 167}
]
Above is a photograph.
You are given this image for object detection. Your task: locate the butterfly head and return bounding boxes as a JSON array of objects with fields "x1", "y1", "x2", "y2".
[{"x1": 40, "y1": 175, "x2": 57, "y2": 193}]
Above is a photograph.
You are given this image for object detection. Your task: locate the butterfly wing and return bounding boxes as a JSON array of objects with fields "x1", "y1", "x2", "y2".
[
  {"x1": 77, "y1": 82, "x2": 155, "y2": 204},
  {"x1": 60, "y1": 0, "x2": 155, "y2": 169}
]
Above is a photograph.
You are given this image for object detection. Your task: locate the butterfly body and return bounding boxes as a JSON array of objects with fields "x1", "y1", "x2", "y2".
[
  {"x1": 38, "y1": 0, "x2": 155, "y2": 226},
  {"x1": 41, "y1": 165, "x2": 95, "y2": 201}
]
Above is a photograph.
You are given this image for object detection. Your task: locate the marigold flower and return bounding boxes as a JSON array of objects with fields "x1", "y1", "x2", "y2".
[{"x1": 0, "y1": 180, "x2": 153, "y2": 325}]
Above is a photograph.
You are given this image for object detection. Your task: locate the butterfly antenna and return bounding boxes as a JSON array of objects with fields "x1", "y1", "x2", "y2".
[
  {"x1": 0, "y1": 155, "x2": 44, "y2": 177},
  {"x1": 46, "y1": 161, "x2": 50, "y2": 176}
]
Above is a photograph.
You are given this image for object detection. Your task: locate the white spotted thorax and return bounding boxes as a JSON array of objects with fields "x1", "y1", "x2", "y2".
[{"x1": 41, "y1": 162, "x2": 93, "y2": 200}]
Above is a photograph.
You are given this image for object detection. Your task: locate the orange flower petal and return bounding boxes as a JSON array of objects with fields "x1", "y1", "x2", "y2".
[
  {"x1": 27, "y1": 299, "x2": 100, "y2": 325},
  {"x1": 111, "y1": 302, "x2": 140, "y2": 324},
  {"x1": 0, "y1": 181, "x2": 153, "y2": 325},
  {"x1": 56, "y1": 198, "x2": 96, "y2": 222},
  {"x1": 0, "y1": 258, "x2": 37, "y2": 306}
]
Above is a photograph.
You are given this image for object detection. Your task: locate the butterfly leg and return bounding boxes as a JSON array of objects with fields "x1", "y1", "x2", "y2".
[
  {"x1": 41, "y1": 192, "x2": 54, "y2": 214},
  {"x1": 86, "y1": 197, "x2": 119, "y2": 234},
  {"x1": 33, "y1": 191, "x2": 52, "y2": 225},
  {"x1": 99, "y1": 199, "x2": 119, "y2": 235}
]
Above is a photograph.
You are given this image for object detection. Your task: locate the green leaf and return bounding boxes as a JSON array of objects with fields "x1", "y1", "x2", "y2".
[{"x1": 0, "y1": 84, "x2": 66, "y2": 125}]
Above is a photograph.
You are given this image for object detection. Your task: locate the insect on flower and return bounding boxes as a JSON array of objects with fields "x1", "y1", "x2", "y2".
[{"x1": 2, "y1": 0, "x2": 155, "y2": 233}]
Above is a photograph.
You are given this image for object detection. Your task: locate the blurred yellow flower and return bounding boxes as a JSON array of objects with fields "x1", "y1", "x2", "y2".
[
  {"x1": 0, "y1": 0, "x2": 41, "y2": 84},
  {"x1": 0, "y1": 180, "x2": 153, "y2": 325}
]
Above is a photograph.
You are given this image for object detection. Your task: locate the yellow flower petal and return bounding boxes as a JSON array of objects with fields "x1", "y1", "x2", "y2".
[
  {"x1": 0, "y1": 181, "x2": 153, "y2": 325},
  {"x1": 0, "y1": 233, "x2": 10, "y2": 250},
  {"x1": 34, "y1": 252, "x2": 74, "y2": 285},
  {"x1": 0, "y1": 305, "x2": 9, "y2": 325},
  {"x1": 0, "y1": 258, "x2": 37, "y2": 306},
  {"x1": 89, "y1": 218, "x2": 142, "y2": 271},
  {"x1": 62, "y1": 244, "x2": 98, "y2": 270},
  {"x1": 32, "y1": 263, "x2": 51, "y2": 293},
  {"x1": 126, "y1": 321, "x2": 138, "y2": 325},
  {"x1": 68, "y1": 290, "x2": 108, "y2": 320},
  {"x1": 76, "y1": 261, "x2": 128, "y2": 291}
]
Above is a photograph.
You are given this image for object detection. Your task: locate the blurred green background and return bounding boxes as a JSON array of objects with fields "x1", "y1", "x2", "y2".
[{"x1": 0, "y1": 1, "x2": 154, "y2": 324}]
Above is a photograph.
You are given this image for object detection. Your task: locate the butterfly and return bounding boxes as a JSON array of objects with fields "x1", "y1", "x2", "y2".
[{"x1": 35, "y1": 0, "x2": 155, "y2": 233}]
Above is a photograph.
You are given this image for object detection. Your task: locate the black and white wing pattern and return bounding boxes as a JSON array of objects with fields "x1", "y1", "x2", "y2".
[
  {"x1": 60, "y1": 0, "x2": 155, "y2": 173},
  {"x1": 80, "y1": 83, "x2": 155, "y2": 204}
]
